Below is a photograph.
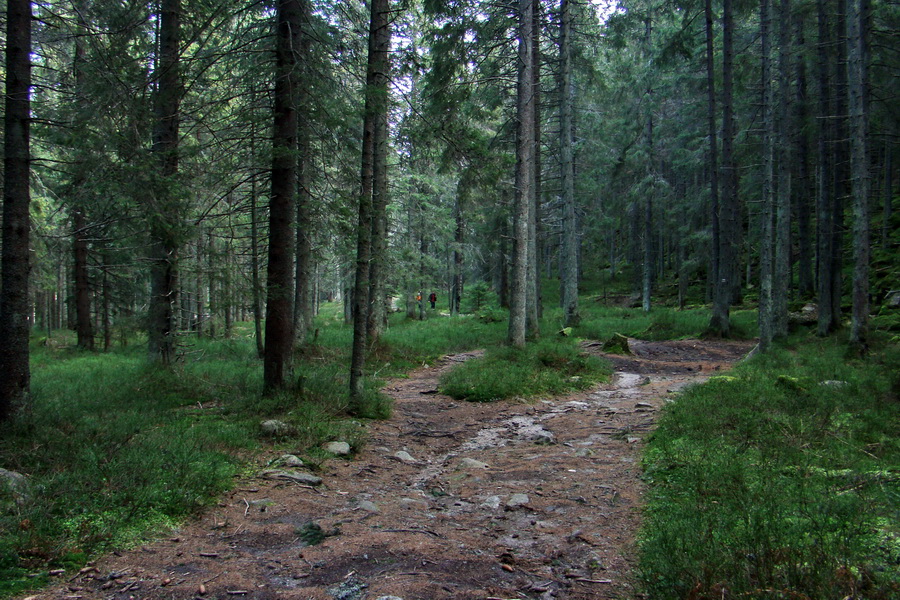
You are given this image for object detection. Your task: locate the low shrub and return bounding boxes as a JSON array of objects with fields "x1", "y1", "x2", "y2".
[{"x1": 638, "y1": 333, "x2": 900, "y2": 599}]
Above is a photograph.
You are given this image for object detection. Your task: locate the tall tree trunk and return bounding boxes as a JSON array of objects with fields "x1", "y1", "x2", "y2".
[
  {"x1": 759, "y1": 0, "x2": 775, "y2": 351},
  {"x1": 499, "y1": 208, "x2": 510, "y2": 308},
  {"x1": 71, "y1": 3, "x2": 94, "y2": 351},
  {"x1": 102, "y1": 254, "x2": 112, "y2": 351},
  {"x1": 207, "y1": 230, "x2": 216, "y2": 337},
  {"x1": 831, "y1": 0, "x2": 849, "y2": 330},
  {"x1": 526, "y1": 0, "x2": 542, "y2": 335},
  {"x1": 705, "y1": 0, "x2": 726, "y2": 334},
  {"x1": 294, "y1": 0, "x2": 313, "y2": 347},
  {"x1": 559, "y1": 0, "x2": 580, "y2": 328},
  {"x1": 263, "y1": 0, "x2": 301, "y2": 393},
  {"x1": 773, "y1": 0, "x2": 792, "y2": 338},
  {"x1": 350, "y1": 0, "x2": 390, "y2": 401},
  {"x1": 0, "y1": 0, "x2": 32, "y2": 421},
  {"x1": 641, "y1": 17, "x2": 654, "y2": 314},
  {"x1": 628, "y1": 201, "x2": 641, "y2": 296},
  {"x1": 815, "y1": 0, "x2": 835, "y2": 336},
  {"x1": 366, "y1": 0, "x2": 391, "y2": 342},
  {"x1": 223, "y1": 234, "x2": 232, "y2": 337},
  {"x1": 793, "y1": 12, "x2": 814, "y2": 298},
  {"x1": 721, "y1": 0, "x2": 740, "y2": 310},
  {"x1": 73, "y1": 207, "x2": 94, "y2": 349},
  {"x1": 196, "y1": 237, "x2": 204, "y2": 337},
  {"x1": 507, "y1": 0, "x2": 535, "y2": 347},
  {"x1": 847, "y1": 0, "x2": 870, "y2": 352},
  {"x1": 148, "y1": 0, "x2": 181, "y2": 365},
  {"x1": 451, "y1": 176, "x2": 465, "y2": 316},
  {"x1": 884, "y1": 141, "x2": 893, "y2": 248},
  {"x1": 250, "y1": 166, "x2": 264, "y2": 359}
]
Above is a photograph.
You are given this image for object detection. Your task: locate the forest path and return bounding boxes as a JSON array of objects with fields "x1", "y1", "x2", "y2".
[{"x1": 32, "y1": 339, "x2": 753, "y2": 600}]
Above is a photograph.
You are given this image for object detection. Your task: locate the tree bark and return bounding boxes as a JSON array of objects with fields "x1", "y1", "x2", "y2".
[
  {"x1": 507, "y1": 0, "x2": 534, "y2": 347},
  {"x1": 773, "y1": 0, "x2": 792, "y2": 338},
  {"x1": 526, "y1": 0, "x2": 541, "y2": 336},
  {"x1": 721, "y1": 0, "x2": 740, "y2": 311},
  {"x1": 884, "y1": 141, "x2": 893, "y2": 248},
  {"x1": 815, "y1": 0, "x2": 835, "y2": 336},
  {"x1": 641, "y1": 17, "x2": 654, "y2": 315},
  {"x1": 793, "y1": 12, "x2": 814, "y2": 298},
  {"x1": 294, "y1": 0, "x2": 313, "y2": 347},
  {"x1": 250, "y1": 163, "x2": 264, "y2": 359},
  {"x1": 366, "y1": 0, "x2": 392, "y2": 342},
  {"x1": 451, "y1": 176, "x2": 466, "y2": 316},
  {"x1": 559, "y1": 0, "x2": 580, "y2": 328},
  {"x1": 350, "y1": 0, "x2": 390, "y2": 401},
  {"x1": 705, "y1": 0, "x2": 726, "y2": 334},
  {"x1": 759, "y1": 0, "x2": 775, "y2": 351},
  {"x1": 831, "y1": 0, "x2": 849, "y2": 329},
  {"x1": 847, "y1": 0, "x2": 870, "y2": 352},
  {"x1": 0, "y1": 0, "x2": 32, "y2": 421},
  {"x1": 71, "y1": 2, "x2": 94, "y2": 350},
  {"x1": 148, "y1": 0, "x2": 182, "y2": 365},
  {"x1": 263, "y1": 0, "x2": 301, "y2": 393}
]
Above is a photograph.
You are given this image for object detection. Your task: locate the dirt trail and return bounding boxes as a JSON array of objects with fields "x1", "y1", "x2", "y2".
[{"x1": 30, "y1": 339, "x2": 752, "y2": 600}]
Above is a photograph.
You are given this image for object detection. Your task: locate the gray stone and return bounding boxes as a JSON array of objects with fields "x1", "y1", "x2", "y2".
[
  {"x1": 376, "y1": 597, "x2": 404, "y2": 600},
  {"x1": 261, "y1": 470, "x2": 322, "y2": 486},
  {"x1": 480, "y1": 495, "x2": 502, "y2": 509},
  {"x1": 0, "y1": 468, "x2": 30, "y2": 506},
  {"x1": 278, "y1": 454, "x2": 304, "y2": 468},
  {"x1": 357, "y1": 500, "x2": 379, "y2": 513},
  {"x1": 324, "y1": 441, "x2": 352, "y2": 456},
  {"x1": 506, "y1": 493, "x2": 530, "y2": 508},
  {"x1": 393, "y1": 450, "x2": 417, "y2": 464},
  {"x1": 521, "y1": 428, "x2": 555, "y2": 445},
  {"x1": 400, "y1": 497, "x2": 429, "y2": 509},
  {"x1": 458, "y1": 458, "x2": 489, "y2": 470},
  {"x1": 260, "y1": 419, "x2": 291, "y2": 437}
]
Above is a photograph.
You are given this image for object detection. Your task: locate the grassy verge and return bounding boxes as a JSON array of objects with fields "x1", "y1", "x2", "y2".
[
  {"x1": 0, "y1": 342, "x2": 251, "y2": 595},
  {"x1": 0, "y1": 305, "x2": 511, "y2": 596},
  {"x1": 638, "y1": 333, "x2": 900, "y2": 599},
  {"x1": 574, "y1": 305, "x2": 758, "y2": 341},
  {"x1": 439, "y1": 337, "x2": 611, "y2": 402}
]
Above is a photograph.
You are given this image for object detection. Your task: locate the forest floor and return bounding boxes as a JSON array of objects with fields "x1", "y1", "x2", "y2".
[{"x1": 29, "y1": 338, "x2": 753, "y2": 600}]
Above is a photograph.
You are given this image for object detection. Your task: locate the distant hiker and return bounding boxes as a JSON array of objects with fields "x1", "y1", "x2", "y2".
[
  {"x1": 429, "y1": 292, "x2": 437, "y2": 309},
  {"x1": 416, "y1": 292, "x2": 422, "y2": 302}
]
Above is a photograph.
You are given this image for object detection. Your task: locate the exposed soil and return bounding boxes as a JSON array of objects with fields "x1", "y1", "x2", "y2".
[{"x1": 29, "y1": 338, "x2": 753, "y2": 600}]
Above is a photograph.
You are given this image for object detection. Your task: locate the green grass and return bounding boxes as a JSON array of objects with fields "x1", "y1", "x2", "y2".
[
  {"x1": 638, "y1": 332, "x2": 900, "y2": 599},
  {"x1": 0, "y1": 322, "x2": 378, "y2": 596},
  {"x1": 574, "y1": 304, "x2": 758, "y2": 341},
  {"x1": 439, "y1": 336, "x2": 612, "y2": 402},
  {"x1": 0, "y1": 346, "x2": 249, "y2": 595}
]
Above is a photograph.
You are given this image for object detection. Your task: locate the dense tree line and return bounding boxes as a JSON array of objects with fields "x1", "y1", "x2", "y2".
[{"x1": 1, "y1": 0, "x2": 896, "y2": 419}]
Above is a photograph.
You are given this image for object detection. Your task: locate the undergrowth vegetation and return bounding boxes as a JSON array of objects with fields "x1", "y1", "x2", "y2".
[
  {"x1": 639, "y1": 333, "x2": 900, "y2": 599},
  {"x1": 0, "y1": 302, "x2": 516, "y2": 596},
  {"x1": 3, "y1": 281, "x2": 897, "y2": 600},
  {"x1": 439, "y1": 337, "x2": 611, "y2": 402}
]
